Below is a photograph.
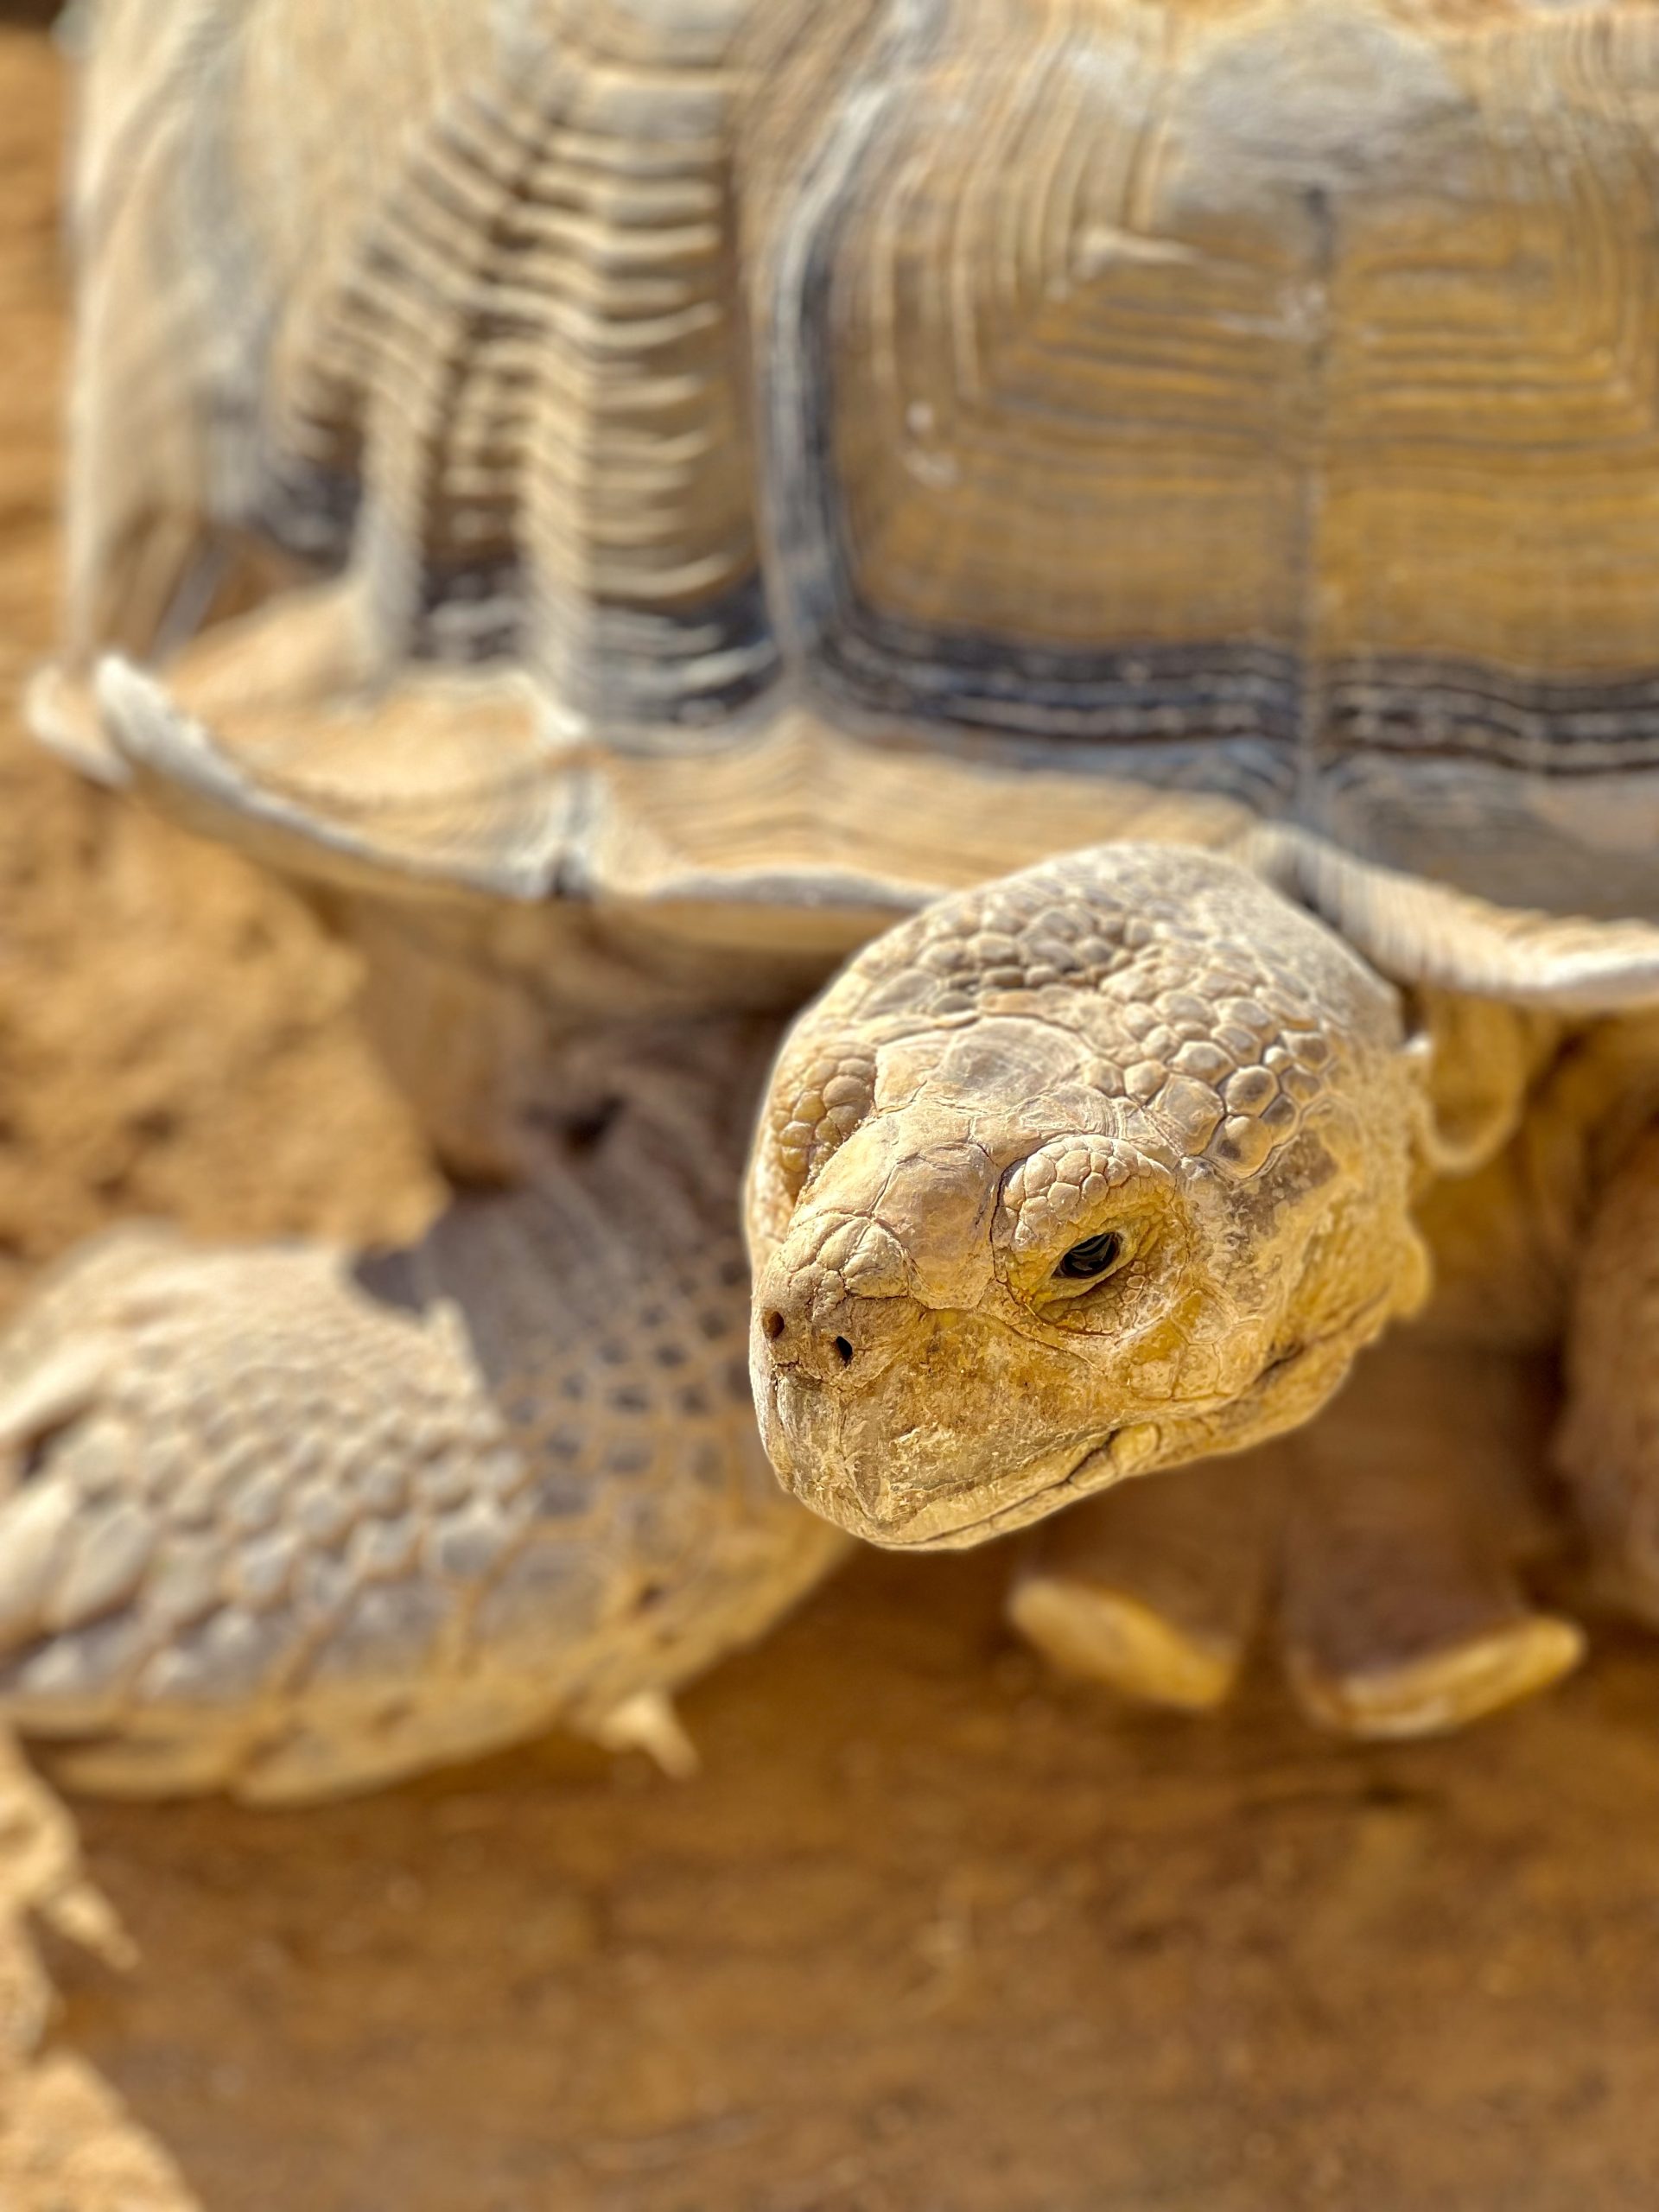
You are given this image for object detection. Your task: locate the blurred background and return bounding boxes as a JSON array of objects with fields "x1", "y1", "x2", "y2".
[{"x1": 1, "y1": 5, "x2": 1658, "y2": 2208}]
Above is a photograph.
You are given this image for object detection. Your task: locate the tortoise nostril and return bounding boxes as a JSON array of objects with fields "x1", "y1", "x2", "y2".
[{"x1": 759, "y1": 1294, "x2": 862, "y2": 1380}]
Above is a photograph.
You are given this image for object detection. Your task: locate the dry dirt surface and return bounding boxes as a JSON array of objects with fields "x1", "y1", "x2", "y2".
[{"x1": 4, "y1": 18, "x2": 1659, "y2": 2211}]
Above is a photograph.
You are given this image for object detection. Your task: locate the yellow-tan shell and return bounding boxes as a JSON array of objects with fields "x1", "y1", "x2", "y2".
[{"x1": 46, "y1": 0, "x2": 1659, "y2": 940}]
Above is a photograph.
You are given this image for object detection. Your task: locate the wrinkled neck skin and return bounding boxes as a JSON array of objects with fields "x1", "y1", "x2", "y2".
[
  {"x1": 346, "y1": 890, "x2": 842, "y2": 1185},
  {"x1": 748, "y1": 845, "x2": 1433, "y2": 1549}
]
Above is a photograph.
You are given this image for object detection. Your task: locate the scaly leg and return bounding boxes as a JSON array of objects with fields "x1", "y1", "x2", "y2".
[
  {"x1": 0, "y1": 1024, "x2": 845, "y2": 1802},
  {"x1": 1279, "y1": 1339, "x2": 1582, "y2": 1738},
  {"x1": 1006, "y1": 1454, "x2": 1280, "y2": 1712},
  {"x1": 1557, "y1": 1122, "x2": 1659, "y2": 1621}
]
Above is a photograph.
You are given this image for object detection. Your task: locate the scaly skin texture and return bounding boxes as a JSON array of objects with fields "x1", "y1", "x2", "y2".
[
  {"x1": 747, "y1": 842, "x2": 1659, "y2": 1735},
  {"x1": 0, "y1": 830, "x2": 1649, "y2": 1792},
  {"x1": 21, "y1": 0, "x2": 1659, "y2": 1789},
  {"x1": 0, "y1": 1018, "x2": 844, "y2": 1802},
  {"x1": 749, "y1": 845, "x2": 1433, "y2": 1548}
]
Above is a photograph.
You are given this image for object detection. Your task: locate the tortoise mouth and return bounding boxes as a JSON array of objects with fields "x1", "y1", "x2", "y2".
[
  {"x1": 760, "y1": 1388, "x2": 1152, "y2": 1551},
  {"x1": 760, "y1": 1287, "x2": 1400, "y2": 1551},
  {"x1": 859, "y1": 1430, "x2": 1141, "y2": 1552}
]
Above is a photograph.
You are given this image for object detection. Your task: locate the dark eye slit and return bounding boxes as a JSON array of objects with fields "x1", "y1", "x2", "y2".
[{"x1": 1055, "y1": 1230, "x2": 1123, "y2": 1282}]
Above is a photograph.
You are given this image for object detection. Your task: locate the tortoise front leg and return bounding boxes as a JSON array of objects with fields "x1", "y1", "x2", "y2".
[
  {"x1": 0, "y1": 1030, "x2": 844, "y2": 1802},
  {"x1": 1006, "y1": 1455, "x2": 1280, "y2": 1713},
  {"x1": 1010, "y1": 1339, "x2": 1582, "y2": 1737},
  {"x1": 1280, "y1": 1339, "x2": 1582, "y2": 1737},
  {"x1": 1557, "y1": 1123, "x2": 1659, "y2": 1621}
]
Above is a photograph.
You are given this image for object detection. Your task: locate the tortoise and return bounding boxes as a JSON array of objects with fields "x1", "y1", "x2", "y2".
[{"x1": 6, "y1": 0, "x2": 1659, "y2": 1800}]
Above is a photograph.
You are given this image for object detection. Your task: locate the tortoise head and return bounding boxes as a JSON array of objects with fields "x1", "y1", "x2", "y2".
[{"x1": 747, "y1": 845, "x2": 1432, "y2": 1548}]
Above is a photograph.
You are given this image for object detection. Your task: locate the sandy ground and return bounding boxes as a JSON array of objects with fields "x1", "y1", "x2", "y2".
[{"x1": 3, "y1": 18, "x2": 1659, "y2": 2209}]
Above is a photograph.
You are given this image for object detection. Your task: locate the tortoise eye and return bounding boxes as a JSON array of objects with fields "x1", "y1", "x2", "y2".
[{"x1": 1055, "y1": 1230, "x2": 1124, "y2": 1282}]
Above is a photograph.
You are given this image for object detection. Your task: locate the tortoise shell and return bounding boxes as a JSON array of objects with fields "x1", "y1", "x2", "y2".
[{"x1": 45, "y1": 0, "x2": 1659, "y2": 930}]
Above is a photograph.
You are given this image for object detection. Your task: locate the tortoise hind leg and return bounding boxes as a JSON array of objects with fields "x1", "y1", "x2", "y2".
[
  {"x1": 0, "y1": 1033, "x2": 844, "y2": 1803},
  {"x1": 1280, "y1": 1340, "x2": 1582, "y2": 1738},
  {"x1": 1557, "y1": 1123, "x2": 1659, "y2": 1623}
]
